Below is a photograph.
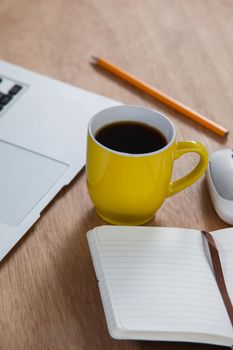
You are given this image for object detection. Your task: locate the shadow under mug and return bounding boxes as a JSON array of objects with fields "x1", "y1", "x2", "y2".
[{"x1": 86, "y1": 105, "x2": 208, "y2": 225}]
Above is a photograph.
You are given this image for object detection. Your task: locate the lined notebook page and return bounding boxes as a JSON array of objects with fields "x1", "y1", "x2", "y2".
[
  {"x1": 212, "y1": 228, "x2": 233, "y2": 316},
  {"x1": 87, "y1": 226, "x2": 233, "y2": 343}
]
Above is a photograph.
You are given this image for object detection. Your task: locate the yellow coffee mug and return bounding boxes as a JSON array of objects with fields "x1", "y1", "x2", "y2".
[{"x1": 86, "y1": 105, "x2": 208, "y2": 225}]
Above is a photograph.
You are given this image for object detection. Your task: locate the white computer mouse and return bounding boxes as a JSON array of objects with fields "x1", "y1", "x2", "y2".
[{"x1": 206, "y1": 149, "x2": 233, "y2": 225}]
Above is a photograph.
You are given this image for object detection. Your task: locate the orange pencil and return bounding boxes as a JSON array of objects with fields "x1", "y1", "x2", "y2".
[{"x1": 92, "y1": 57, "x2": 228, "y2": 138}]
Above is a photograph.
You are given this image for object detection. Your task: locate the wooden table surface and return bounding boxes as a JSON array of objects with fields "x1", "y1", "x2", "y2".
[{"x1": 0, "y1": 0, "x2": 232, "y2": 349}]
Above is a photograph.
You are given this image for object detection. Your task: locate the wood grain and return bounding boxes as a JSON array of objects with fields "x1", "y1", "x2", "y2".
[{"x1": 0, "y1": 0, "x2": 232, "y2": 349}]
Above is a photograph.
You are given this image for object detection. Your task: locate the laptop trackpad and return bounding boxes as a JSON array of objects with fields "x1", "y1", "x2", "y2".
[{"x1": 0, "y1": 140, "x2": 68, "y2": 226}]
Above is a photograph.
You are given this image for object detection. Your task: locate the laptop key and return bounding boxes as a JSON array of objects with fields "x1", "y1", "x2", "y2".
[
  {"x1": 9, "y1": 84, "x2": 22, "y2": 95},
  {"x1": 0, "y1": 94, "x2": 12, "y2": 105}
]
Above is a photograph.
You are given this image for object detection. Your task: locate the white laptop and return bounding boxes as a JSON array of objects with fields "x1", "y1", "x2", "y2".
[{"x1": 0, "y1": 60, "x2": 119, "y2": 261}]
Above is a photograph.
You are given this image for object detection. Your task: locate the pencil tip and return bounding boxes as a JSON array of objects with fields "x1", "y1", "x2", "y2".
[{"x1": 91, "y1": 56, "x2": 99, "y2": 64}]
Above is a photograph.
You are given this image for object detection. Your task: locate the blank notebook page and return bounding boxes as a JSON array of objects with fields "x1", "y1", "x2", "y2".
[{"x1": 87, "y1": 226, "x2": 233, "y2": 344}]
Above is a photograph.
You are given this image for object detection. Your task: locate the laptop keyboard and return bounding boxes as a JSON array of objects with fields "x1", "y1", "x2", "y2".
[{"x1": 0, "y1": 76, "x2": 24, "y2": 113}]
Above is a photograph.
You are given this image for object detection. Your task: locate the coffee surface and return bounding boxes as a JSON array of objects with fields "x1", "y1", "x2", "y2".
[{"x1": 95, "y1": 121, "x2": 167, "y2": 154}]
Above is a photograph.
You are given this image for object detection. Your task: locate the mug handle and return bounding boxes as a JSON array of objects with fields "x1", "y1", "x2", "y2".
[{"x1": 167, "y1": 141, "x2": 208, "y2": 197}]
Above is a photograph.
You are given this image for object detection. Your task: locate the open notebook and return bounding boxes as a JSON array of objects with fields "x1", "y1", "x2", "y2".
[{"x1": 87, "y1": 226, "x2": 233, "y2": 348}]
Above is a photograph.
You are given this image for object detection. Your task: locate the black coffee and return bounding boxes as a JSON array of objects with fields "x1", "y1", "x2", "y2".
[{"x1": 95, "y1": 121, "x2": 167, "y2": 154}]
